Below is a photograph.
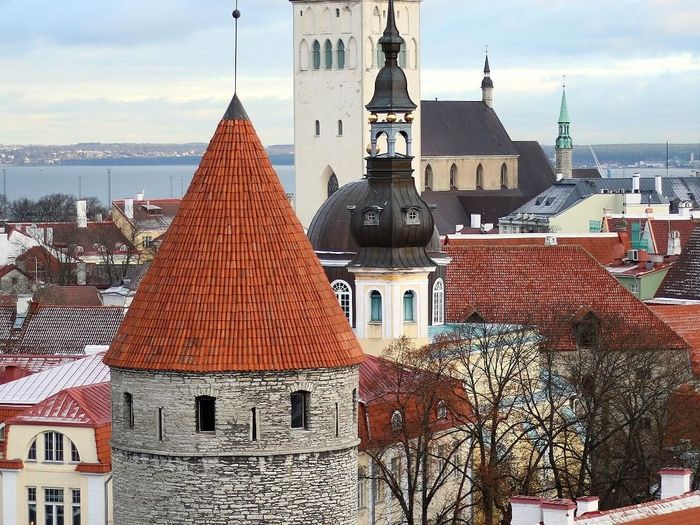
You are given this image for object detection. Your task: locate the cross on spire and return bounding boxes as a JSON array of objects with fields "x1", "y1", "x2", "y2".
[{"x1": 233, "y1": 1, "x2": 241, "y2": 95}]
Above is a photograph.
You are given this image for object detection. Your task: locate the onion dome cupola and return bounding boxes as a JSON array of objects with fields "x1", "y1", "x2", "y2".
[{"x1": 349, "y1": 0, "x2": 435, "y2": 270}]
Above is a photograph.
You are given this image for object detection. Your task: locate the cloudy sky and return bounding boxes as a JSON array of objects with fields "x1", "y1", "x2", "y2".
[{"x1": 2, "y1": 0, "x2": 699, "y2": 146}]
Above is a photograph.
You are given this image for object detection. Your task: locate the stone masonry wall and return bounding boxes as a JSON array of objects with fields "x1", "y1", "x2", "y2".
[{"x1": 110, "y1": 366, "x2": 359, "y2": 524}]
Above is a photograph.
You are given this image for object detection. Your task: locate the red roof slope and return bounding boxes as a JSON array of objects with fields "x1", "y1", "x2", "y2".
[
  {"x1": 650, "y1": 305, "x2": 700, "y2": 376},
  {"x1": 8, "y1": 381, "x2": 111, "y2": 427},
  {"x1": 444, "y1": 233, "x2": 629, "y2": 265},
  {"x1": 34, "y1": 286, "x2": 102, "y2": 307},
  {"x1": 444, "y1": 245, "x2": 688, "y2": 351},
  {"x1": 105, "y1": 96, "x2": 363, "y2": 373}
]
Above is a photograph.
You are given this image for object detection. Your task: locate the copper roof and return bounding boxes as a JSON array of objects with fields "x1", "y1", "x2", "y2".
[{"x1": 104, "y1": 95, "x2": 364, "y2": 373}]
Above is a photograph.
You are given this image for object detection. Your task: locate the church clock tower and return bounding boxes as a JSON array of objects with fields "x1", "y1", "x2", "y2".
[
  {"x1": 290, "y1": 0, "x2": 422, "y2": 228},
  {"x1": 555, "y1": 84, "x2": 573, "y2": 179}
]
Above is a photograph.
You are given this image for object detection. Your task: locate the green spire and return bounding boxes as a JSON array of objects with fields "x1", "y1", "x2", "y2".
[
  {"x1": 558, "y1": 87, "x2": 570, "y2": 124},
  {"x1": 556, "y1": 84, "x2": 572, "y2": 150}
]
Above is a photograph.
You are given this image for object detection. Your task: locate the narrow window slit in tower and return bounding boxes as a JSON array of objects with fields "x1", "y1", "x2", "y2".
[
  {"x1": 251, "y1": 407, "x2": 258, "y2": 441},
  {"x1": 157, "y1": 408, "x2": 164, "y2": 441},
  {"x1": 335, "y1": 402, "x2": 339, "y2": 437}
]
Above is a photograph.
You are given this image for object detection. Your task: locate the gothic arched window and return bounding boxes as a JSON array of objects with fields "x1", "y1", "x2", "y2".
[
  {"x1": 501, "y1": 163, "x2": 508, "y2": 188},
  {"x1": 432, "y1": 279, "x2": 444, "y2": 326},
  {"x1": 327, "y1": 173, "x2": 339, "y2": 198},
  {"x1": 424, "y1": 165, "x2": 433, "y2": 191},
  {"x1": 324, "y1": 39, "x2": 333, "y2": 69},
  {"x1": 450, "y1": 164, "x2": 458, "y2": 190},
  {"x1": 332, "y1": 280, "x2": 352, "y2": 322},
  {"x1": 337, "y1": 40, "x2": 346, "y2": 69},
  {"x1": 476, "y1": 164, "x2": 484, "y2": 189},
  {"x1": 391, "y1": 410, "x2": 403, "y2": 431},
  {"x1": 312, "y1": 40, "x2": 321, "y2": 70}
]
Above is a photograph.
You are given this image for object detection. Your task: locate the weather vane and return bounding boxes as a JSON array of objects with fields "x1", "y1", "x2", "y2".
[
  {"x1": 563, "y1": 74, "x2": 566, "y2": 88},
  {"x1": 233, "y1": 1, "x2": 241, "y2": 95}
]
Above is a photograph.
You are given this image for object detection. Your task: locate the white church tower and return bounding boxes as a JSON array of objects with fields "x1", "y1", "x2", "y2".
[{"x1": 290, "y1": 0, "x2": 422, "y2": 228}]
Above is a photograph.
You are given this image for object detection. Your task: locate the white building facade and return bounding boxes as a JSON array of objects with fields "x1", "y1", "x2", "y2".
[{"x1": 291, "y1": 0, "x2": 422, "y2": 227}]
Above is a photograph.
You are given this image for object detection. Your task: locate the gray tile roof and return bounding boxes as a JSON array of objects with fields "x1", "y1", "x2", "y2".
[
  {"x1": 421, "y1": 100, "x2": 518, "y2": 157},
  {"x1": 656, "y1": 226, "x2": 700, "y2": 301},
  {"x1": 3, "y1": 305, "x2": 125, "y2": 355},
  {"x1": 512, "y1": 141, "x2": 557, "y2": 195}
]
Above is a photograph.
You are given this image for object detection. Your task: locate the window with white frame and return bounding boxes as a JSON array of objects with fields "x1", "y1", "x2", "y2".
[
  {"x1": 332, "y1": 280, "x2": 352, "y2": 322},
  {"x1": 432, "y1": 279, "x2": 445, "y2": 325},
  {"x1": 629, "y1": 280, "x2": 640, "y2": 295},
  {"x1": 72, "y1": 489, "x2": 81, "y2": 525},
  {"x1": 28, "y1": 487, "x2": 37, "y2": 525},
  {"x1": 370, "y1": 291, "x2": 382, "y2": 322},
  {"x1": 45, "y1": 488, "x2": 64, "y2": 525},
  {"x1": 405, "y1": 209, "x2": 420, "y2": 225},
  {"x1": 44, "y1": 432, "x2": 64, "y2": 462}
]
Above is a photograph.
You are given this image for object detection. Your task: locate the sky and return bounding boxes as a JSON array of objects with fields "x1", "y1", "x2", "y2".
[{"x1": 1, "y1": 0, "x2": 699, "y2": 146}]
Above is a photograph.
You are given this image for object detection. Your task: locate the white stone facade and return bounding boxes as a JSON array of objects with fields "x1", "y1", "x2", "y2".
[{"x1": 291, "y1": 0, "x2": 422, "y2": 227}]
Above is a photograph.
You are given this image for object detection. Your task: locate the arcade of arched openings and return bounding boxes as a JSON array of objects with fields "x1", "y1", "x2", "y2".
[{"x1": 419, "y1": 157, "x2": 518, "y2": 192}]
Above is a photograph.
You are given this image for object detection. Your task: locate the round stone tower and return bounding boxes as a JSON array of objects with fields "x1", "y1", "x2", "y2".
[{"x1": 104, "y1": 93, "x2": 364, "y2": 524}]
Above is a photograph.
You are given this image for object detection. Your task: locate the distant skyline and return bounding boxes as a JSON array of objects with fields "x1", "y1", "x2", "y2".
[{"x1": 2, "y1": 0, "x2": 699, "y2": 146}]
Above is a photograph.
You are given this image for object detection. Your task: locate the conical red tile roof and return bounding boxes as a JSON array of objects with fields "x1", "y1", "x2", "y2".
[{"x1": 104, "y1": 96, "x2": 364, "y2": 373}]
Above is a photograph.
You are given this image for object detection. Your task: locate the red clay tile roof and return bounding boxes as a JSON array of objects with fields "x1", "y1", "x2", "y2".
[
  {"x1": 650, "y1": 219, "x2": 697, "y2": 254},
  {"x1": 444, "y1": 233, "x2": 629, "y2": 265},
  {"x1": 7, "y1": 381, "x2": 111, "y2": 427},
  {"x1": 444, "y1": 245, "x2": 688, "y2": 351},
  {"x1": 34, "y1": 286, "x2": 102, "y2": 307},
  {"x1": 105, "y1": 96, "x2": 364, "y2": 372},
  {"x1": 358, "y1": 355, "x2": 467, "y2": 450},
  {"x1": 649, "y1": 305, "x2": 700, "y2": 376}
]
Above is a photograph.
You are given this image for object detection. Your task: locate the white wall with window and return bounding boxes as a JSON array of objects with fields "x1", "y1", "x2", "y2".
[
  {"x1": 332, "y1": 280, "x2": 353, "y2": 325},
  {"x1": 432, "y1": 278, "x2": 445, "y2": 326}
]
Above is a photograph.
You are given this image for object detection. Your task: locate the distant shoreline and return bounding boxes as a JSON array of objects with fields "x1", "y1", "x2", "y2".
[{"x1": 6, "y1": 154, "x2": 295, "y2": 168}]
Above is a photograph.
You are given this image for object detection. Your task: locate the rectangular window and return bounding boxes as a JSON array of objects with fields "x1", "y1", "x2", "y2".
[
  {"x1": 72, "y1": 489, "x2": 81, "y2": 525},
  {"x1": 370, "y1": 292, "x2": 382, "y2": 322},
  {"x1": 157, "y1": 408, "x2": 165, "y2": 441},
  {"x1": 45, "y1": 432, "x2": 64, "y2": 462},
  {"x1": 391, "y1": 457, "x2": 401, "y2": 489},
  {"x1": 196, "y1": 396, "x2": 216, "y2": 432},
  {"x1": 358, "y1": 469, "x2": 368, "y2": 509},
  {"x1": 373, "y1": 463, "x2": 385, "y2": 502},
  {"x1": 28, "y1": 487, "x2": 37, "y2": 525},
  {"x1": 335, "y1": 403, "x2": 339, "y2": 437},
  {"x1": 291, "y1": 391, "x2": 309, "y2": 429},
  {"x1": 124, "y1": 392, "x2": 134, "y2": 429},
  {"x1": 142, "y1": 236, "x2": 153, "y2": 247},
  {"x1": 251, "y1": 407, "x2": 258, "y2": 441},
  {"x1": 45, "y1": 488, "x2": 64, "y2": 525},
  {"x1": 403, "y1": 293, "x2": 415, "y2": 322},
  {"x1": 630, "y1": 280, "x2": 640, "y2": 295}
]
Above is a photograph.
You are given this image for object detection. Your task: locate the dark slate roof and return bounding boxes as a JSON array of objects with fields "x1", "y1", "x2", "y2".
[
  {"x1": 512, "y1": 141, "x2": 557, "y2": 195},
  {"x1": 656, "y1": 226, "x2": 700, "y2": 301},
  {"x1": 4, "y1": 305, "x2": 125, "y2": 354},
  {"x1": 0, "y1": 307, "x2": 16, "y2": 341},
  {"x1": 421, "y1": 100, "x2": 518, "y2": 157},
  {"x1": 573, "y1": 168, "x2": 602, "y2": 179}
]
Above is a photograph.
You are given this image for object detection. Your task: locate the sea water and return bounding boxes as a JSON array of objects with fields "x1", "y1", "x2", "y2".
[{"x1": 1, "y1": 165, "x2": 295, "y2": 204}]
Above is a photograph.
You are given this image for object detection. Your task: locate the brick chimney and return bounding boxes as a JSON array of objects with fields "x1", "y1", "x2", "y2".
[
  {"x1": 510, "y1": 496, "x2": 542, "y2": 525},
  {"x1": 542, "y1": 499, "x2": 576, "y2": 525},
  {"x1": 659, "y1": 468, "x2": 692, "y2": 500}
]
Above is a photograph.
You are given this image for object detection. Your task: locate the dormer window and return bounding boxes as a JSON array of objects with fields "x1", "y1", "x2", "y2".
[
  {"x1": 364, "y1": 211, "x2": 379, "y2": 226},
  {"x1": 575, "y1": 311, "x2": 600, "y2": 349},
  {"x1": 405, "y1": 209, "x2": 420, "y2": 225}
]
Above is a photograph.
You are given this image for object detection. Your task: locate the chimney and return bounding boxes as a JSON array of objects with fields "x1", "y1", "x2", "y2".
[
  {"x1": 510, "y1": 496, "x2": 542, "y2": 525},
  {"x1": 136, "y1": 190, "x2": 145, "y2": 201},
  {"x1": 76, "y1": 200, "x2": 88, "y2": 228},
  {"x1": 541, "y1": 499, "x2": 576, "y2": 525},
  {"x1": 470, "y1": 214, "x2": 482, "y2": 229},
  {"x1": 556, "y1": 173, "x2": 564, "y2": 182},
  {"x1": 576, "y1": 497, "x2": 599, "y2": 516},
  {"x1": 655, "y1": 175, "x2": 663, "y2": 195},
  {"x1": 645, "y1": 207, "x2": 654, "y2": 219},
  {"x1": 124, "y1": 199, "x2": 134, "y2": 220},
  {"x1": 632, "y1": 173, "x2": 641, "y2": 193},
  {"x1": 659, "y1": 468, "x2": 692, "y2": 500}
]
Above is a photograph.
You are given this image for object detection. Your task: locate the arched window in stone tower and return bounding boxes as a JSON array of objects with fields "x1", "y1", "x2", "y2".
[
  {"x1": 501, "y1": 163, "x2": 508, "y2": 188},
  {"x1": 450, "y1": 164, "x2": 458, "y2": 190},
  {"x1": 332, "y1": 280, "x2": 352, "y2": 322},
  {"x1": 324, "y1": 39, "x2": 333, "y2": 69},
  {"x1": 476, "y1": 164, "x2": 484, "y2": 189},
  {"x1": 424, "y1": 164, "x2": 433, "y2": 191},
  {"x1": 327, "y1": 173, "x2": 339, "y2": 198},
  {"x1": 312, "y1": 40, "x2": 321, "y2": 70},
  {"x1": 291, "y1": 391, "x2": 310, "y2": 429},
  {"x1": 432, "y1": 279, "x2": 445, "y2": 326},
  {"x1": 337, "y1": 39, "x2": 346, "y2": 69},
  {"x1": 196, "y1": 396, "x2": 216, "y2": 433}
]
